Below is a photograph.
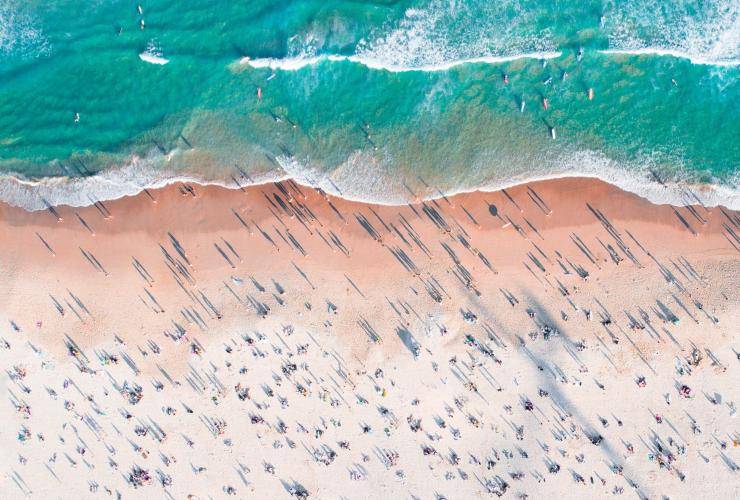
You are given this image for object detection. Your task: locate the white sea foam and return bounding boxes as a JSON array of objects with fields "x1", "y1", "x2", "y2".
[
  {"x1": 241, "y1": 51, "x2": 562, "y2": 73},
  {"x1": 236, "y1": 0, "x2": 562, "y2": 75},
  {"x1": 239, "y1": 0, "x2": 740, "y2": 72},
  {"x1": 280, "y1": 149, "x2": 740, "y2": 210},
  {"x1": 1, "y1": 148, "x2": 736, "y2": 213},
  {"x1": 139, "y1": 40, "x2": 169, "y2": 65},
  {"x1": 603, "y1": 0, "x2": 739, "y2": 65},
  {"x1": 0, "y1": 157, "x2": 286, "y2": 212},
  {"x1": 355, "y1": 0, "x2": 556, "y2": 72},
  {"x1": 598, "y1": 48, "x2": 740, "y2": 67},
  {"x1": 471, "y1": 151, "x2": 740, "y2": 211},
  {"x1": 0, "y1": 2, "x2": 50, "y2": 59},
  {"x1": 139, "y1": 52, "x2": 169, "y2": 65}
]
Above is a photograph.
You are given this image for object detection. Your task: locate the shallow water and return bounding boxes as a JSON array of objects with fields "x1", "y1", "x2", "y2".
[{"x1": 0, "y1": 0, "x2": 738, "y2": 208}]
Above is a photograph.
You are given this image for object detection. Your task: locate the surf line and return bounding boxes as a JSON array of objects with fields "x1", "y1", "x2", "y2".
[
  {"x1": 238, "y1": 51, "x2": 563, "y2": 73},
  {"x1": 139, "y1": 52, "x2": 170, "y2": 65},
  {"x1": 598, "y1": 48, "x2": 740, "y2": 67}
]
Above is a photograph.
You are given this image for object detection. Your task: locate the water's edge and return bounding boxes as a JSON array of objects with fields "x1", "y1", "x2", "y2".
[{"x1": 1, "y1": 166, "x2": 736, "y2": 213}]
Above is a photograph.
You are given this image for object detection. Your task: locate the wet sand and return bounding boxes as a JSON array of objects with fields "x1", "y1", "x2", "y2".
[{"x1": 1, "y1": 177, "x2": 738, "y2": 499}]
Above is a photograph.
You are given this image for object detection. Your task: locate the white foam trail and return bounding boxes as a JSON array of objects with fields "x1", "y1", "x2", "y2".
[
  {"x1": 242, "y1": 55, "x2": 323, "y2": 70},
  {"x1": 0, "y1": 3, "x2": 50, "y2": 59},
  {"x1": 468, "y1": 160, "x2": 740, "y2": 212},
  {"x1": 354, "y1": 0, "x2": 559, "y2": 75},
  {"x1": 283, "y1": 149, "x2": 740, "y2": 210},
  {"x1": 1, "y1": 164, "x2": 736, "y2": 212},
  {"x1": 139, "y1": 52, "x2": 169, "y2": 65},
  {"x1": 242, "y1": 48, "x2": 740, "y2": 73},
  {"x1": 0, "y1": 148, "x2": 737, "y2": 212},
  {"x1": 599, "y1": 48, "x2": 740, "y2": 67},
  {"x1": 0, "y1": 161, "x2": 287, "y2": 212},
  {"x1": 241, "y1": 51, "x2": 562, "y2": 73},
  {"x1": 602, "y1": 0, "x2": 739, "y2": 65}
]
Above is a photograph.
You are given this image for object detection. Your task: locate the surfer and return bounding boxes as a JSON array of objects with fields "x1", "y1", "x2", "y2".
[
  {"x1": 502, "y1": 73, "x2": 509, "y2": 84},
  {"x1": 542, "y1": 98, "x2": 549, "y2": 110},
  {"x1": 257, "y1": 87, "x2": 262, "y2": 100},
  {"x1": 137, "y1": 5, "x2": 143, "y2": 15},
  {"x1": 74, "y1": 112, "x2": 80, "y2": 124},
  {"x1": 588, "y1": 88, "x2": 594, "y2": 100},
  {"x1": 577, "y1": 47, "x2": 584, "y2": 62},
  {"x1": 550, "y1": 127, "x2": 556, "y2": 140},
  {"x1": 520, "y1": 99, "x2": 525, "y2": 113},
  {"x1": 140, "y1": 19, "x2": 145, "y2": 30}
]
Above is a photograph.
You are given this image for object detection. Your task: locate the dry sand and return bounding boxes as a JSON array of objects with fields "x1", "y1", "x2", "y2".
[{"x1": 0, "y1": 177, "x2": 738, "y2": 499}]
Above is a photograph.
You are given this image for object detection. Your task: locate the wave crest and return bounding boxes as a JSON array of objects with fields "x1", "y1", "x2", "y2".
[
  {"x1": 238, "y1": 51, "x2": 562, "y2": 73},
  {"x1": 354, "y1": 1, "x2": 557, "y2": 70},
  {"x1": 603, "y1": 0, "x2": 739, "y2": 64},
  {"x1": 1, "y1": 149, "x2": 736, "y2": 212},
  {"x1": 598, "y1": 48, "x2": 740, "y2": 66}
]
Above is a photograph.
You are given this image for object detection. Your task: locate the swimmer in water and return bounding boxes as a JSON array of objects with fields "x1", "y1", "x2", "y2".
[
  {"x1": 140, "y1": 19, "x2": 145, "y2": 30},
  {"x1": 502, "y1": 73, "x2": 509, "y2": 84},
  {"x1": 577, "y1": 47, "x2": 584, "y2": 62},
  {"x1": 74, "y1": 112, "x2": 80, "y2": 123}
]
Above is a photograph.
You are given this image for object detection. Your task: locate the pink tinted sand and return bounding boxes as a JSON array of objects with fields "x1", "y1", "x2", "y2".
[{"x1": 0, "y1": 177, "x2": 737, "y2": 499}]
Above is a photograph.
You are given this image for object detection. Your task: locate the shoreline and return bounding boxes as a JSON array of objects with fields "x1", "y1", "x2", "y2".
[
  {"x1": 1, "y1": 165, "x2": 738, "y2": 213},
  {"x1": 2, "y1": 175, "x2": 737, "y2": 374}
]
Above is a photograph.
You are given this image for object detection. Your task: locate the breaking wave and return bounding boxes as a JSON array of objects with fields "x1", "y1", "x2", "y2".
[
  {"x1": 0, "y1": 150, "x2": 736, "y2": 212},
  {"x1": 239, "y1": 51, "x2": 562, "y2": 73}
]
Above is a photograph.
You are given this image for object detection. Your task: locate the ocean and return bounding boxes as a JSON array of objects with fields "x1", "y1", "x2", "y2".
[{"x1": 0, "y1": 0, "x2": 738, "y2": 210}]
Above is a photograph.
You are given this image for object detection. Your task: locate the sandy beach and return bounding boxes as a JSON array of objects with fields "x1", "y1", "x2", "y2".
[{"x1": 1, "y1": 176, "x2": 738, "y2": 499}]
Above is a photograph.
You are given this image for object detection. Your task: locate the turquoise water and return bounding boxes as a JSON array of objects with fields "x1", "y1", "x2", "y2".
[{"x1": 0, "y1": 0, "x2": 738, "y2": 208}]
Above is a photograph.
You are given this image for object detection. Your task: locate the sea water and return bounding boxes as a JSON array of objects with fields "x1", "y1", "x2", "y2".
[{"x1": 0, "y1": 0, "x2": 738, "y2": 210}]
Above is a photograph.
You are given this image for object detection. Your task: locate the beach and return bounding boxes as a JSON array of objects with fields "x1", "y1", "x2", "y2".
[
  {"x1": 1, "y1": 176, "x2": 738, "y2": 498},
  {"x1": 2, "y1": 2, "x2": 739, "y2": 498}
]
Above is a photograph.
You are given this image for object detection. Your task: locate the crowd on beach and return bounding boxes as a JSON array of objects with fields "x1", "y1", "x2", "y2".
[{"x1": 1, "y1": 175, "x2": 738, "y2": 499}]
